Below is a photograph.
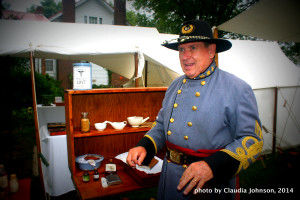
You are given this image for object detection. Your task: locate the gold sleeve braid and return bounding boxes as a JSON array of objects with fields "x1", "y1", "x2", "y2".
[
  {"x1": 221, "y1": 120, "x2": 263, "y2": 175},
  {"x1": 144, "y1": 121, "x2": 158, "y2": 154}
]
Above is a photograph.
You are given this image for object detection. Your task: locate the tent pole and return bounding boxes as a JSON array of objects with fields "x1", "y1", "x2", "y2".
[
  {"x1": 29, "y1": 52, "x2": 46, "y2": 198},
  {"x1": 213, "y1": 27, "x2": 219, "y2": 68},
  {"x1": 145, "y1": 60, "x2": 148, "y2": 87},
  {"x1": 134, "y1": 52, "x2": 139, "y2": 87},
  {"x1": 272, "y1": 87, "x2": 278, "y2": 154}
]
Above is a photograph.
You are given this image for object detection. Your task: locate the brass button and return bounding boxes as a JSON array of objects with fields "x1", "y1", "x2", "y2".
[
  {"x1": 170, "y1": 118, "x2": 174, "y2": 123},
  {"x1": 174, "y1": 103, "x2": 178, "y2": 108},
  {"x1": 183, "y1": 79, "x2": 187, "y2": 84},
  {"x1": 167, "y1": 131, "x2": 172, "y2": 135},
  {"x1": 182, "y1": 164, "x2": 188, "y2": 169},
  {"x1": 187, "y1": 122, "x2": 192, "y2": 127},
  {"x1": 184, "y1": 136, "x2": 189, "y2": 140},
  {"x1": 177, "y1": 89, "x2": 182, "y2": 94},
  {"x1": 201, "y1": 81, "x2": 206, "y2": 86},
  {"x1": 195, "y1": 92, "x2": 200, "y2": 97},
  {"x1": 192, "y1": 106, "x2": 197, "y2": 111},
  {"x1": 167, "y1": 160, "x2": 171, "y2": 163}
]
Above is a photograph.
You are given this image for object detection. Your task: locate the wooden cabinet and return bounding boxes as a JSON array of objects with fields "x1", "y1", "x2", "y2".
[{"x1": 64, "y1": 87, "x2": 167, "y2": 199}]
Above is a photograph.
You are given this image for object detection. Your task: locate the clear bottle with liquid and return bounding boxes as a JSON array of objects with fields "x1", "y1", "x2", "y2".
[
  {"x1": 93, "y1": 168, "x2": 99, "y2": 181},
  {"x1": 81, "y1": 112, "x2": 90, "y2": 133},
  {"x1": 9, "y1": 174, "x2": 19, "y2": 193},
  {"x1": 83, "y1": 169, "x2": 90, "y2": 183}
]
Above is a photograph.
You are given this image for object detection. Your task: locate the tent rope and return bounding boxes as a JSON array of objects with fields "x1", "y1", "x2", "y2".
[
  {"x1": 263, "y1": 125, "x2": 296, "y2": 150},
  {"x1": 278, "y1": 78, "x2": 300, "y2": 147}
]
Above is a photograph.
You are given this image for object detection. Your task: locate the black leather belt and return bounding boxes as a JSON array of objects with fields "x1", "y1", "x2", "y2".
[{"x1": 166, "y1": 147, "x2": 204, "y2": 165}]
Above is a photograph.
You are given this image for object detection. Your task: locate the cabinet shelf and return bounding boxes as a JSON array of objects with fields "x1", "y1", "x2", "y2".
[
  {"x1": 73, "y1": 125, "x2": 152, "y2": 138},
  {"x1": 65, "y1": 87, "x2": 167, "y2": 199}
]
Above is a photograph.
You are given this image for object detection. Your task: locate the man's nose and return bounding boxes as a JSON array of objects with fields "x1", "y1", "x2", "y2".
[{"x1": 181, "y1": 50, "x2": 191, "y2": 60}]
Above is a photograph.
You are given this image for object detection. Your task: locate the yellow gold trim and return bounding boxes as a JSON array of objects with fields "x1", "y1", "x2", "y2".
[
  {"x1": 255, "y1": 120, "x2": 263, "y2": 140},
  {"x1": 144, "y1": 135, "x2": 158, "y2": 154},
  {"x1": 151, "y1": 121, "x2": 157, "y2": 129},
  {"x1": 181, "y1": 24, "x2": 195, "y2": 34},
  {"x1": 221, "y1": 121, "x2": 264, "y2": 176}
]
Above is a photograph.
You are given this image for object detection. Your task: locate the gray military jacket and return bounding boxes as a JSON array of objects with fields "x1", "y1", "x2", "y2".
[{"x1": 137, "y1": 62, "x2": 263, "y2": 199}]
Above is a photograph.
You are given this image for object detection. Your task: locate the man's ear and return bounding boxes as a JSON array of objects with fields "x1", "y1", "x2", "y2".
[{"x1": 209, "y1": 44, "x2": 217, "y2": 59}]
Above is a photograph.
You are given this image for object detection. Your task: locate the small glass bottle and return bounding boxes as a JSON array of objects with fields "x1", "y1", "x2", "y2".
[
  {"x1": 105, "y1": 159, "x2": 116, "y2": 174},
  {"x1": 93, "y1": 168, "x2": 99, "y2": 181},
  {"x1": 83, "y1": 169, "x2": 90, "y2": 183},
  {"x1": 9, "y1": 174, "x2": 19, "y2": 193},
  {"x1": 81, "y1": 112, "x2": 90, "y2": 133},
  {"x1": 0, "y1": 164, "x2": 8, "y2": 189}
]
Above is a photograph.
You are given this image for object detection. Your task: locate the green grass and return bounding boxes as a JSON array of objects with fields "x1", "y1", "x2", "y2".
[{"x1": 239, "y1": 149, "x2": 300, "y2": 199}]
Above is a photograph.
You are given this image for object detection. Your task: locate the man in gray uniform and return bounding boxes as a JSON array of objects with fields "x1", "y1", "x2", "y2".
[{"x1": 127, "y1": 19, "x2": 263, "y2": 199}]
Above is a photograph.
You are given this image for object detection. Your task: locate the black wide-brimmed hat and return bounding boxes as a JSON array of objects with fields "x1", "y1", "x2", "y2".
[{"x1": 162, "y1": 19, "x2": 232, "y2": 53}]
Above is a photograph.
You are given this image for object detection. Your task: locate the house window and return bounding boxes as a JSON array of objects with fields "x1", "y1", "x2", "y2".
[
  {"x1": 99, "y1": 18, "x2": 102, "y2": 24},
  {"x1": 45, "y1": 59, "x2": 56, "y2": 79},
  {"x1": 45, "y1": 60, "x2": 54, "y2": 71},
  {"x1": 89, "y1": 16, "x2": 97, "y2": 24},
  {"x1": 84, "y1": 16, "x2": 87, "y2": 24}
]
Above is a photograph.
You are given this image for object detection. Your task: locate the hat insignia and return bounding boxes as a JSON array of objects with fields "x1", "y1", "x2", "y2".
[{"x1": 181, "y1": 24, "x2": 194, "y2": 35}]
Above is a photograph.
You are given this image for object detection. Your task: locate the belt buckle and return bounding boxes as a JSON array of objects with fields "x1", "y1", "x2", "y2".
[{"x1": 169, "y1": 149, "x2": 183, "y2": 164}]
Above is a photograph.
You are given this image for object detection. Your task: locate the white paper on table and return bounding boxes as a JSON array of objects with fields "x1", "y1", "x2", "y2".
[{"x1": 115, "y1": 152, "x2": 163, "y2": 174}]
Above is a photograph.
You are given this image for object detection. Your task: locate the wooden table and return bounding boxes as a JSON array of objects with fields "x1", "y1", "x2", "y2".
[{"x1": 73, "y1": 158, "x2": 160, "y2": 199}]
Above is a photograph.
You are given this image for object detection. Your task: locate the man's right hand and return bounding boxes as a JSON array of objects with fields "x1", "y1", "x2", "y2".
[{"x1": 126, "y1": 146, "x2": 147, "y2": 167}]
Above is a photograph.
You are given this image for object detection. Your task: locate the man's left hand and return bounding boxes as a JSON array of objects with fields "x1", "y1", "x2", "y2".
[{"x1": 177, "y1": 161, "x2": 213, "y2": 195}]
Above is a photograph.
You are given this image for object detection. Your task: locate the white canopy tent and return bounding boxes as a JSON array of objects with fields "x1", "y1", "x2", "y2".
[
  {"x1": 218, "y1": 40, "x2": 300, "y2": 153},
  {"x1": 1, "y1": 19, "x2": 299, "y2": 156},
  {"x1": 0, "y1": 19, "x2": 183, "y2": 195},
  {"x1": 217, "y1": 0, "x2": 300, "y2": 153},
  {"x1": 218, "y1": 0, "x2": 300, "y2": 42},
  {"x1": 0, "y1": 19, "x2": 182, "y2": 87}
]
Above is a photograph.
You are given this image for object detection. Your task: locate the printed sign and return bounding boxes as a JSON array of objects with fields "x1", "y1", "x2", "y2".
[{"x1": 73, "y1": 63, "x2": 92, "y2": 90}]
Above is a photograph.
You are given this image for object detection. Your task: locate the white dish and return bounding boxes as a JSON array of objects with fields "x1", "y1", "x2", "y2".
[
  {"x1": 127, "y1": 116, "x2": 149, "y2": 127},
  {"x1": 95, "y1": 122, "x2": 107, "y2": 131}
]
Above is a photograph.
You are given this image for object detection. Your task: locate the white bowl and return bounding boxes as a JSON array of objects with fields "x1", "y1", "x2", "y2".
[
  {"x1": 95, "y1": 122, "x2": 107, "y2": 131},
  {"x1": 127, "y1": 116, "x2": 144, "y2": 127}
]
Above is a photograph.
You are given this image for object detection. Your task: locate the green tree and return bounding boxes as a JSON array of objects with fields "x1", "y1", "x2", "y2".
[
  {"x1": 279, "y1": 42, "x2": 300, "y2": 66},
  {"x1": 128, "y1": 0, "x2": 299, "y2": 66},
  {"x1": 27, "y1": 0, "x2": 62, "y2": 18},
  {"x1": 126, "y1": 10, "x2": 156, "y2": 27},
  {"x1": 128, "y1": 0, "x2": 258, "y2": 34}
]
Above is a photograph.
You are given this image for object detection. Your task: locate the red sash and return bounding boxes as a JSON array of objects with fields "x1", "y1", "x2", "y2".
[{"x1": 166, "y1": 140, "x2": 222, "y2": 157}]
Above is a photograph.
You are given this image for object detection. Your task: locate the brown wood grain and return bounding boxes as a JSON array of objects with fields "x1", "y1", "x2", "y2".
[{"x1": 65, "y1": 87, "x2": 167, "y2": 199}]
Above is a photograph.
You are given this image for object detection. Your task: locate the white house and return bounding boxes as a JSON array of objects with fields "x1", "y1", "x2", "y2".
[{"x1": 49, "y1": 0, "x2": 114, "y2": 24}]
